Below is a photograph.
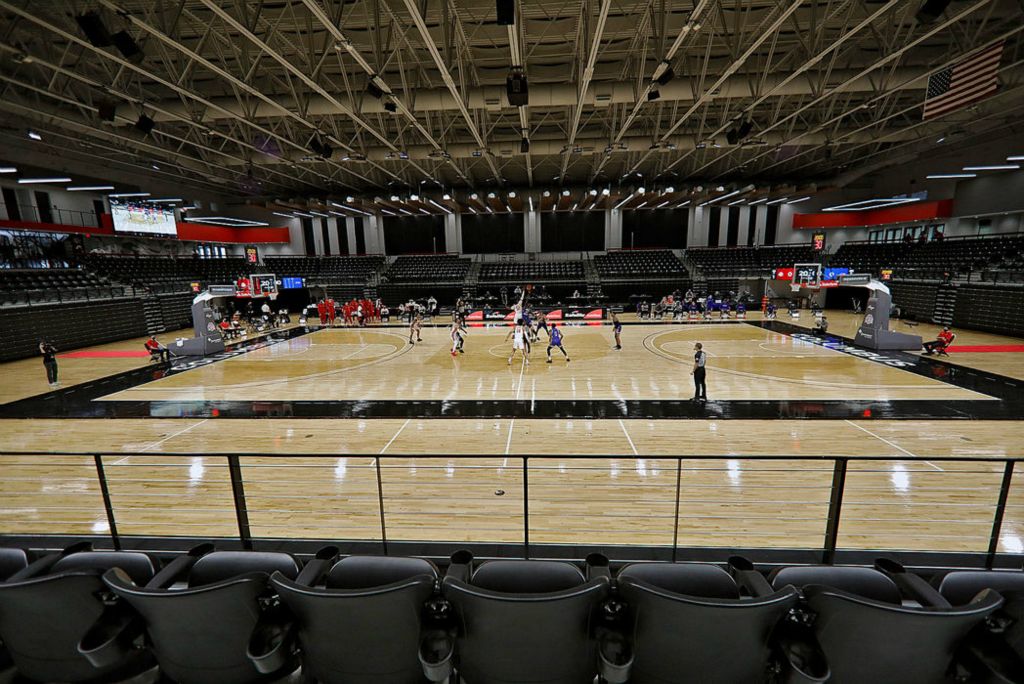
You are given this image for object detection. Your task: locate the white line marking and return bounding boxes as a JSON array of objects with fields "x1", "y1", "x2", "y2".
[
  {"x1": 377, "y1": 418, "x2": 412, "y2": 460},
  {"x1": 514, "y1": 354, "x2": 527, "y2": 400},
  {"x1": 504, "y1": 417, "x2": 516, "y2": 460},
  {"x1": 618, "y1": 419, "x2": 639, "y2": 455},
  {"x1": 844, "y1": 420, "x2": 943, "y2": 471},
  {"x1": 136, "y1": 419, "x2": 209, "y2": 454}
]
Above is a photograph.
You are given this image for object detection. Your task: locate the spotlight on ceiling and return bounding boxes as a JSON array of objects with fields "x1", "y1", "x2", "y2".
[{"x1": 561, "y1": 189, "x2": 570, "y2": 196}]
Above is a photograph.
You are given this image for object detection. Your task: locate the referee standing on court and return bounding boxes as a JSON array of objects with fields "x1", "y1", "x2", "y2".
[{"x1": 691, "y1": 342, "x2": 707, "y2": 402}]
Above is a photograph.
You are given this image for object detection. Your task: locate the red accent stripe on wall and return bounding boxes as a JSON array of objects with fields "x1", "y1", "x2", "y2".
[
  {"x1": 0, "y1": 217, "x2": 289, "y2": 243},
  {"x1": 792, "y1": 199, "x2": 954, "y2": 229},
  {"x1": 175, "y1": 221, "x2": 290, "y2": 243}
]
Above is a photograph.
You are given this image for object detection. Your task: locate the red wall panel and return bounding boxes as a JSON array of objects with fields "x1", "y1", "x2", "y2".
[{"x1": 792, "y1": 199, "x2": 954, "y2": 229}]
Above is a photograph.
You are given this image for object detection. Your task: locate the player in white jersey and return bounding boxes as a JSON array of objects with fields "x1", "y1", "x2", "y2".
[
  {"x1": 450, "y1": 320, "x2": 467, "y2": 356},
  {"x1": 505, "y1": 322, "x2": 530, "y2": 365}
]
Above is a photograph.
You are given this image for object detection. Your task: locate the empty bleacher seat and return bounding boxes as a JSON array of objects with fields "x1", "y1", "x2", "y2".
[
  {"x1": 479, "y1": 260, "x2": 584, "y2": 281},
  {"x1": 0, "y1": 543, "x2": 158, "y2": 683},
  {"x1": 594, "y1": 250, "x2": 684, "y2": 277},
  {"x1": 384, "y1": 255, "x2": 470, "y2": 283},
  {"x1": 268, "y1": 554, "x2": 439, "y2": 684},
  {"x1": 618, "y1": 560, "x2": 799, "y2": 683},
  {"x1": 770, "y1": 563, "x2": 1002, "y2": 683},
  {"x1": 439, "y1": 551, "x2": 612, "y2": 684},
  {"x1": 103, "y1": 548, "x2": 301, "y2": 684}
]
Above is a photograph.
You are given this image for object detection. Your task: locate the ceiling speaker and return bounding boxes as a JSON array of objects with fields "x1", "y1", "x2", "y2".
[
  {"x1": 655, "y1": 66, "x2": 675, "y2": 86},
  {"x1": 112, "y1": 31, "x2": 145, "y2": 63},
  {"x1": 97, "y1": 101, "x2": 118, "y2": 122},
  {"x1": 496, "y1": 0, "x2": 515, "y2": 25},
  {"x1": 520, "y1": 138, "x2": 530, "y2": 153},
  {"x1": 134, "y1": 114, "x2": 155, "y2": 135},
  {"x1": 916, "y1": 0, "x2": 952, "y2": 23},
  {"x1": 506, "y1": 71, "x2": 528, "y2": 107},
  {"x1": 75, "y1": 11, "x2": 112, "y2": 47}
]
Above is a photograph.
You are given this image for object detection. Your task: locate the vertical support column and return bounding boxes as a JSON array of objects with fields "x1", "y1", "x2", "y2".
[
  {"x1": 987, "y1": 461, "x2": 1015, "y2": 569},
  {"x1": 738, "y1": 206, "x2": 751, "y2": 246},
  {"x1": 753, "y1": 206, "x2": 767, "y2": 246},
  {"x1": 822, "y1": 458, "x2": 848, "y2": 564},
  {"x1": 524, "y1": 209, "x2": 541, "y2": 253},
  {"x1": 522, "y1": 457, "x2": 530, "y2": 560},
  {"x1": 328, "y1": 218, "x2": 342, "y2": 254},
  {"x1": 227, "y1": 455, "x2": 253, "y2": 550},
  {"x1": 345, "y1": 218, "x2": 358, "y2": 255},
  {"x1": 93, "y1": 455, "x2": 121, "y2": 550},
  {"x1": 691, "y1": 206, "x2": 709, "y2": 247},
  {"x1": 606, "y1": 209, "x2": 622, "y2": 250},
  {"x1": 445, "y1": 212, "x2": 462, "y2": 254},
  {"x1": 672, "y1": 457, "x2": 682, "y2": 562},
  {"x1": 375, "y1": 456, "x2": 389, "y2": 556}
]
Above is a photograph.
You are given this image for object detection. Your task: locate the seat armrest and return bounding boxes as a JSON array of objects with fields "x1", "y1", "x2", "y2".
[
  {"x1": 246, "y1": 600, "x2": 296, "y2": 675},
  {"x1": 874, "y1": 558, "x2": 951, "y2": 608},
  {"x1": 419, "y1": 630, "x2": 454, "y2": 682},
  {"x1": 78, "y1": 594, "x2": 145, "y2": 669},
  {"x1": 775, "y1": 613, "x2": 830, "y2": 684},
  {"x1": 7, "y1": 541, "x2": 93, "y2": 581},
  {"x1": 597, "y1": 626, "x2": 632, "y2": 684},
  {"x1": 586, "y1": 553, "x2": 611, "y2": 582},
  {"x1": 445, "y1": 550, "x2": 473, "y2": 583},
  {"x1": 728, "y1": 555, "x2": 775, "y2": 597},
  {"x1": 295, "y1": 545, "x2": 340, "y2": 587},
  {"x1": 146, "y1": 543, "x2": 215, "y2": 589}
]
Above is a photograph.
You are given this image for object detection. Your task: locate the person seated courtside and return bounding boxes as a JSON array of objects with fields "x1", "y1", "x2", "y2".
[{"x1": 923, "y1": 326, "x2": 955, "y2": 355}]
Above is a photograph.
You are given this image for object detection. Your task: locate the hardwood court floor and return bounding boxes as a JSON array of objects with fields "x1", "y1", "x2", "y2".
[
  {"x1": 2, "y1": 417, "x2": 1024, "y2": 552},
  {"x1": 1, "y1": 314, "x2": 1023, "y2": 556},
  {"x1": 784, "y1": 310, "x2": 1024, "y2": 381},
  {"x1": 99, "y1": 322, "x2": 990, "y2": 403}
]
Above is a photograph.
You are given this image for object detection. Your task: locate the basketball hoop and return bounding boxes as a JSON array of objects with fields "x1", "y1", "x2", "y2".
[{"x1": 790, "y1": 283, "x2": 802, "y2": 294}]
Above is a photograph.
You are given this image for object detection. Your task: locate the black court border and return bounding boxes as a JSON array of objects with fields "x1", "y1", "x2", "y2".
[{"x1": 0, "y1": 320, "x2": 1021, "y2": 420}]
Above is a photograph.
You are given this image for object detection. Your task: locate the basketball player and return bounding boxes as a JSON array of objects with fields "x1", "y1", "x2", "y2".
[
  {"x1": 546, "y1": 324, "x2": 570, "y2": 364},
  {"x1": 691, "y1": 342, "x2": 707, "y2": 402},
  {"x1": 611, "y1": 312, "x2": 622, "y2": 350},
  {"x1": 450, "y1": 320, "x2": 467, "y2": 356},
  {"x1": 39, "y1": 339, "x2": 59, "y2": 387},
  {"x1": 535, "y1": 311, "x2": 551, "y2": 340},
  {"x1": 408, "y1": 313, "x2": 423, "y2": 344},
  {"x1": 506, "y1": 322, "x2": 530, "y2": 365}
]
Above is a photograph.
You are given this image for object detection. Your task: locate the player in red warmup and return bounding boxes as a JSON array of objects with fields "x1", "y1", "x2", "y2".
[
  {"x1": 326, "y1": 297, "x2": 336, "y2": 326},
  {"x1": 316, "y1": 299, "x2": 326, "y2": 326}
]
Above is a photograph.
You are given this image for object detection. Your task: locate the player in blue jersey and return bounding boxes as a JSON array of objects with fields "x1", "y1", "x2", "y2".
[
  {"x1": 611, "y1": 312, "x2": 622, "y2": 350},
  {"x1": 546, "y1": 323, "x2": 570, "y2": 363}
]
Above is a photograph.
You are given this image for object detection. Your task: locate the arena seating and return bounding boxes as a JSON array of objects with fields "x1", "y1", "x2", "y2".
[
  {"x1": 833, "y1": 234, "x2": 1024, "y2": 280},
  {"x1": 954, "y1": 283, "x2": 1024, "y2": 337},
  {"x1": 1, "y1": 544, "x2": 1020, "y2": 683},
  {"x1": 479, "y1": 260, "x2": 584, "y2": 281},
  {"x1": 0, "y1": 298, "x2": 148, "y2": 362},
  {"x1": 383, "y1": 254, "x2": 471, "y2": 282},
  {"x1": 887, "y1": 280, "x2": 939, "y2": 323},
  {"x1": 0, "y1": 268, "x2": 130, "y2": 307},
  {"x1": 594, "y1": 249, "x2": 684, "y2": 277},
  {"x1": 687, "y1": 245, "x2": 818, "y2": 277},
  {"x1": 264, "y1": 255, "x2": 384, "y2": 283},
  {"x1": 85, "y1": 255, "x2": 249, "y2": 293}
]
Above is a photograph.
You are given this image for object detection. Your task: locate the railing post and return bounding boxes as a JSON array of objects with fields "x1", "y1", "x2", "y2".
[
  {"x1": 672, "y1": 457, "x2": 682, "y2": 562},
  {"x1": 93, "y1": 455, "x2": 121, "y2": 550},
  {"x1": 986, "y1": 461, "x2": 1015, "y2": 569},
  {"x1": 374, "y1": 455, "x2": 389, "y2": 555},
  {"x1": 522, "y1": 457, "x2": 530, "y2": 560},
  {"x1": 822, "y1": 458, "x2": 848, "y2": 565},
  {"x1": 226, "y1": 455, "x2": 253, "y2": 550}
]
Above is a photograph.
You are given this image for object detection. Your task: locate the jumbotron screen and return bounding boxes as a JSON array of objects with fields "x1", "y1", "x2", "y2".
[{"x1": 110, "y1": 199, "x2": 178, "y2": 236}]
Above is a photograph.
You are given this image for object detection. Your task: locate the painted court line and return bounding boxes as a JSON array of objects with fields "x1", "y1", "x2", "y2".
[
  {"x1": 504, "y1": 418, "x2": 516, "y2": 463},
  {"x1": 132, "y1": 419, "x2": 210, "y2": 457},
  {"x1": 376, "y1": 418, "x2": 412, "y2": 461},
  {"x1": 618, "y1": 419, "x2": 639, "y2": 456},
  {"x1": 844, "y1": 420, "x2": 944, "y2": 471}
]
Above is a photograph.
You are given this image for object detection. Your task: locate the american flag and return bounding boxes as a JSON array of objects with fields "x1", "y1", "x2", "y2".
[{"x1": 923, "y1": 41, "x2": 1003, "y2": 120}]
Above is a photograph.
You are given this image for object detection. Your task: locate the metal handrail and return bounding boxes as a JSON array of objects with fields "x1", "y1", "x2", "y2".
[{"x1": 0, "y1": 451, "x2": 1017, "y2": 568}]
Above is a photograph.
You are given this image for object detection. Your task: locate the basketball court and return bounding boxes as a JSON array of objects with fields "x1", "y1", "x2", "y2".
[{"x1": 2, "y1": 313, "x2": 1023, "y2": 561}]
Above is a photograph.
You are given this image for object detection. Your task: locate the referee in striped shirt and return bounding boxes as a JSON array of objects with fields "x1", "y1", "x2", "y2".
[{"x1": 691, "y1": 342, "x2": 708, "y2": 402}]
